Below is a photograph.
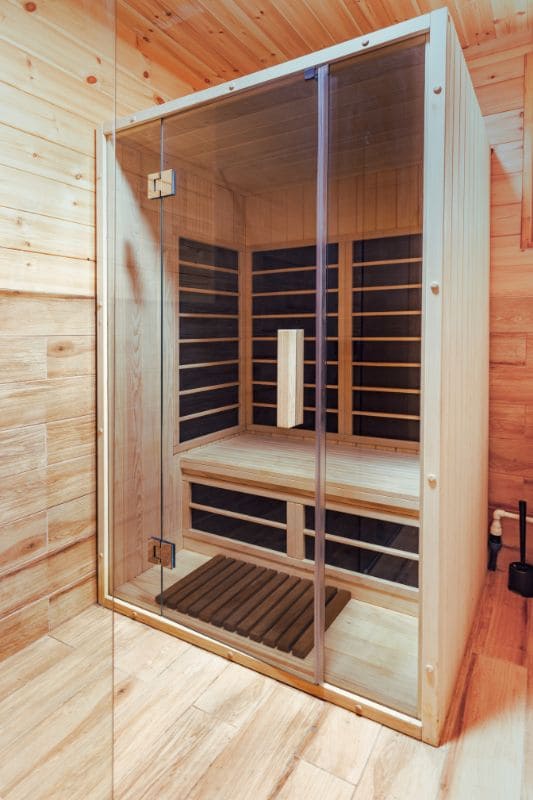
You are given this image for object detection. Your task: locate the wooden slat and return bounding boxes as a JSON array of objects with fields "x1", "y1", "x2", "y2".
[
  {"x1": 248, "y1": 578, "x2": 311, "y2": 642},
  {"x1": 292, "y1": 588, "x2": 351, "y2": 659},
  {"x1": 197, "y1": 563, "x2": 260, "y2": 622},
  {"x1": 188, "y1": 561, "x2": 255, "y2": 618},
  {"x1": 175, "y1": 560, "x2": 244, "y2": 614},
  {"x1": 276, "y1": 586, "x2": 336, "y2": 653},
  {"x1": 236, "y1": 575, "x2": 298, "y2": 637},
  {"x1": 262, "y1": 584, "x2": 315, "y2": 648},
  {"x1": 156, "y1": 554, "x2": 229, "y2": 606},
  {"x1": 211, "y1": 567, "x2": 273, "y2": 627},
  {"x1": 223, "y1": 571, "x2": 287, "y2": 632}
]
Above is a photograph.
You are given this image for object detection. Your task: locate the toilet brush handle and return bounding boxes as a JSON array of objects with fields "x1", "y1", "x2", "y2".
[{"x1": 519, "y1": 499, "x2": 527, "y2": 565}]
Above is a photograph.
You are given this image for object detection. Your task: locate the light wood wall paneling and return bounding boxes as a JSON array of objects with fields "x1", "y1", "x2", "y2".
[
  {"x1": 48, "y1": 493, "x2": 96, "y2": 552},
  {"x1": 0, "y1": 249, "x2": 94, "y2": 300},
  {"x1": 420, "y1": 15, "x2": 490, "y2": 745},
  {"x1": 0, "y1": 0, "x2": 189, "y2": 656},
  {"x1": 521, "y1": 53, "x2": 533, "y2": 248},
  {"x1": 244, "y1": 166, "x2": 422, "y2": 247}
]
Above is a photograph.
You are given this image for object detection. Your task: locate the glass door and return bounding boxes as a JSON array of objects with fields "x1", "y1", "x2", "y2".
[
  {"x1": 110, "y1": 118, "x2": 165, "y2": 616},
  {"x1": 109, "y1": 34, "x2": 425, "y2": 716},
  {"x1": 157, "y1": 71, "x2": 327, "y2": 682},
  {"x1": 323, "y1": 40, "x2": 425, "y2": 715}
]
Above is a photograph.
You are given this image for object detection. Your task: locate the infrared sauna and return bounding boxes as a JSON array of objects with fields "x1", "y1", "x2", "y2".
[{"x1": 98, "y1": 8, "x2": 490, "y2": 745}]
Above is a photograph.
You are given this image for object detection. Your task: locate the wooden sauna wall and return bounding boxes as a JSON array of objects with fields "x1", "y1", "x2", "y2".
[
  {"x1": 465, "y1": 35, "x2": 533, "y2": 531},
  {"x1": 244, "y1": 164, "x2": 422, "y2": 444},
  {"x1": 112, "y1": 137, "x2": 245, "y2": 588},
  {"x1": 420, "y1": 16, "x2": 490, "y2": 745},
  {"x1": 0, "y1": 0, "x2": 188, "y2": 660}
]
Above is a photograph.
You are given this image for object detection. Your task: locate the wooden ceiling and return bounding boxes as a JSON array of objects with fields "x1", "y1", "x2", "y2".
[{"x1": 118, "y1": 0, "x2": 533, "y2": 93}]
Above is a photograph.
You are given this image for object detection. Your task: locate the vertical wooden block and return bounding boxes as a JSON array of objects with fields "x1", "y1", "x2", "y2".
[
  {"x1": 286, "y1": 502, "x2": 305, "y2": 560},
  {"x1": 277, "y1": 329, "x2": 304, "y2": 429}
]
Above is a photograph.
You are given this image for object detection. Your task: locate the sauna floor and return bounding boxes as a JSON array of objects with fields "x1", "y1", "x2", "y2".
[
  {"x1": 116, "y1": 549, "x2": 419, "y2": 716},
  {"x1": 0, "y1": 542, "x2": 531, "y2": 799}
]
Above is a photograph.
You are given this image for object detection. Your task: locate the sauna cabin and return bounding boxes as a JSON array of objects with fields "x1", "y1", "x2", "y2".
[{"x1": 98, "y1": 8, "x2": 489, "y2": 745}]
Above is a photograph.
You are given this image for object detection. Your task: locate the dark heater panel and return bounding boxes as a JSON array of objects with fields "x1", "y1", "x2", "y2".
[
  {"x1": 177, "y1": 238, "x2": 240, "y2": 445},
  {"x1": 352, "y1": 234, "x2": 422, "y2": 443}
]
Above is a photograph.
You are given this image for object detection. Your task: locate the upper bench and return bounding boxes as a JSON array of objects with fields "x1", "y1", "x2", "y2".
[{"x1": 179, "y1": 433, "x2": 420, "y2": 518}]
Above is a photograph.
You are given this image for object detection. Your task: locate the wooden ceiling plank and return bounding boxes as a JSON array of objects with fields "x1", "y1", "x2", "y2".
[
  {"x1": 196, "y1": 0, "x2": 288, "y2": 66},
  {"x1": 126, "y1": 0, "x2": 275, "y2": 78},
  {"x1": 273, "y1": 0, "x2": 337, "y2": 51},
  {"x1": 492, "y1": 0, "x2": 529, "y2": 36},
  {"x1": 382, "y1": 0, "x2": 425, "y2": 26},
  {"x1": 230, "y1": 0, "x2": 313, "y2": 58},
  {"x1": 299, "y1": 0, "x2": 365, "y2": 41},
  {"x1": 117, "y1": 0, "x2": 226, "y2": 89}
]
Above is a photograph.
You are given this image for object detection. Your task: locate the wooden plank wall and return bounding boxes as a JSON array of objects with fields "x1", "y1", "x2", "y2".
[
  {"x1": 0, "y1": 0, "x2": 187, "y2": 660},
  {"x1": 421, "y1": 17, "x2": 491, "y2": 745},
  {"x1": 465, "y1": 33, "x2": 533, "y2": 530},
  {"x1": 245, "y1": 165, "x2": 422, "y2": 246}
]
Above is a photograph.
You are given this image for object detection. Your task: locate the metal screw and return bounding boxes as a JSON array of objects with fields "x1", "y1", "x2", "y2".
[
  {"x1": 433, "y1": 85, "x2": 442, "y2": 94},
  {"x1": 362, "y1": 39, "x2": 370, "y2": 47},
  {"x1": 430, "y1": 282, "x2": 440, "y2": 294},
  {"x1": 354, "y1": 704, "x2": 363, "y2": 715},
  {"x1": 428, "y1": 474, "x2": 437, "y2": 487}
]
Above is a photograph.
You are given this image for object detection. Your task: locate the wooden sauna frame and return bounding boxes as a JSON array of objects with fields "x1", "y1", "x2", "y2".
[{"x1": 97, "y1": 8, "x2": 490, "y2": 745}]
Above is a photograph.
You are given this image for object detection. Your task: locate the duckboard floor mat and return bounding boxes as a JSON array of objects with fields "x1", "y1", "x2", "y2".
[{"x1": 156, "y1": 554, "x2": 351, "y2": 659}]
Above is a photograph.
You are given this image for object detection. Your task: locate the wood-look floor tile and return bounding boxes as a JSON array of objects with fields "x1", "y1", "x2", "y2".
[
  {"x1": 354, "y1": 728, "x2": 447, "y2": 800},
  {"x1": 186, "y1": 683, "x2": 323, "y2": 800},
  {"x1": 115, "y1": 706, "x2": 236, "y2": 800},
  {"x1": 275, "y1": 759, "x2": 355, "y2": 800},
  {"x1": 193, "y1": 660, "x2": 276, "y2": 728},
  {"x1": 440, "y1": 654, "x2": 527, "y2": 800},
  {"x1": 301, "y1": 703, "x2": 380, "y2": 785}
]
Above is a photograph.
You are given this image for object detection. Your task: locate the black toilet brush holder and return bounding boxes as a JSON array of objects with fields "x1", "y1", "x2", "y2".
[{"x1": 508, "y1": 500, "x2": 533, "y2": 598}]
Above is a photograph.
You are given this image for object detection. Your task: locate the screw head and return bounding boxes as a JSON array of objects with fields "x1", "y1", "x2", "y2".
[
  {"x1": 433, "y1": 85, "x2": 442, "y2": 94},
  {"x1": 362, "y1": 39, "x2": 370, "y2": 47}
]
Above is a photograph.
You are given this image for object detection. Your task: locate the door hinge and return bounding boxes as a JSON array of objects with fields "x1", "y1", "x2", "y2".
[
  {"x1": 147, "y1": 537, "x2": 176, "y2": 568},
  {"x1": 147, "y1": 169, "x2": 175, "y2": 199}
]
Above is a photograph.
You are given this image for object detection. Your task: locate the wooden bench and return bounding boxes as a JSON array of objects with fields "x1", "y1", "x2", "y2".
[
  {"x1": 177, "y1": 432, "x2": 420, "y2": 612},
  {"x1": 179, "y1": 432, "x2": 420, "y2": 518}
]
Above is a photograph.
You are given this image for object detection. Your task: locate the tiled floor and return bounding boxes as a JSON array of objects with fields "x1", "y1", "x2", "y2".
[{"x1": 0, "y1": 541, "x2": 530, "y2": 799}]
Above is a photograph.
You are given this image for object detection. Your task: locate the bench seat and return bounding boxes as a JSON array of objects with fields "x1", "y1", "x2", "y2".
[{"x1": 179, "y1": 432, "x2": 420, "y2": 518}]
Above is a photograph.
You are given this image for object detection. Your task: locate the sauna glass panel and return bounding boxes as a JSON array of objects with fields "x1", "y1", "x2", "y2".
[
  {"x1": 159, "y1": 71, "x2": 320, "y2": 681},
  {"x1": 324, "y1": 40, "x2": 425, "y2": 718},
  {"x1": 110, "y1": 119, "x2": 166, "y2": 618}
]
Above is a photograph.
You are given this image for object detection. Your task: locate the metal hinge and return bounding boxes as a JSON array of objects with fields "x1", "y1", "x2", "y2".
[
  {"x1": 147, "y1": 169, "x2": 175, "y2": 199},
  {"x1": 147, "y1": 537, "x2": 176, "y2": 568}
]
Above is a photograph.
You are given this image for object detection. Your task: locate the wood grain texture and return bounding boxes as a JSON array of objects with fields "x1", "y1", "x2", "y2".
[
  {"x1": 180, "y1": 432, "x2": 420, "y2": 515},
  {"x1": 2, "y1": 526, "x2": 532, "y2": 799},
  {"x1": 122, "y1": 0, "x2": 533, "y2": 80},
  {"x1": 0, "y1": 0, "x2": 187, "y2": 659},
  {"x1": 277, "y1": 329, "x2": 304, "y2": 428},
  {"x1": 420, "y1": 15, "x2": 490, "y2": 745}
]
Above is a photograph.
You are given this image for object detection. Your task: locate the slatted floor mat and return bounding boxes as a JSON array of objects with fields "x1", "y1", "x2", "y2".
[{"x1": 156, "y1": 555, "x2": 351, "y2": 659}]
